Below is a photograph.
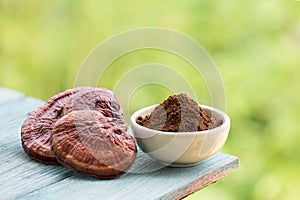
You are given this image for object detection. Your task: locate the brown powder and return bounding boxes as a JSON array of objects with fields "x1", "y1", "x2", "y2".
[{"x1": 136, "y1": 94, "x2": 219, "y2": 132}]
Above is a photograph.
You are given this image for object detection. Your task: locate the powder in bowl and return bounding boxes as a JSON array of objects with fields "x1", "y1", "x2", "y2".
[{"x1": 136, "y1": 94, "x2": 219, "y2": 132}]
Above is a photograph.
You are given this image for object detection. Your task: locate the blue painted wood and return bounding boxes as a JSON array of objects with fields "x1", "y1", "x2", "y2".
[
  {"x1": 0, "y1": 88, "x2": 239, "y2": 200},
  {"x1": 0, "y1": 87, "x2": 24, "y2": 104},
  {"x1": 18, "y1": 153, "x2": 238, "y2": 200},
  {"x1": 0, "y1": 96, "x2": 74, "y2": 199},
  {"x1": 0, "y1": 97, "x2": 43, "y2": 143}
]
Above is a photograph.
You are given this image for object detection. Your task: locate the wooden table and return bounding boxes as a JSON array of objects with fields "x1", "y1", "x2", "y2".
[{"x1": 0, "y1": 87, "x2": 238, "y2": 200}]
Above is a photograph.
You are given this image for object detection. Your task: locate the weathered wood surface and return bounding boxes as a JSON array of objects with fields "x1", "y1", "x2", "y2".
[{"x1": 0, "y1": 87, "x2": 238, "y2": 200}]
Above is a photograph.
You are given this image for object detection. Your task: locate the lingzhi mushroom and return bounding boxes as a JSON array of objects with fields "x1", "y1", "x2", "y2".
[{"x1": 21, "y1": 87, "x2": 137, "y2": 179}]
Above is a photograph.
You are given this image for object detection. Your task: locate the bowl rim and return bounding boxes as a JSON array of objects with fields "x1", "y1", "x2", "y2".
[{"x1": 130, "y1": 104, "x2": 230, "y2": 136}]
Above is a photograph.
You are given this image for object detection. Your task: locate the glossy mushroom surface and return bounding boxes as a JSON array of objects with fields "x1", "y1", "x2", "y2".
[
  {"x1": 51, "y1": 110, "x2": 137, "y2": 179},
  {"x1": 63, "y1": 87, "x2": 124, "y2": 119},
  {"x1": 21, "y1": 88, "x2": 81, "y2": 164}
]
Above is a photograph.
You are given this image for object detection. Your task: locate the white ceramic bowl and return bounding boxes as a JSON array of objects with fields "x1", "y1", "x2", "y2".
[{"x1": 130, "y1": 104, "x2": 230, "y2": 167}]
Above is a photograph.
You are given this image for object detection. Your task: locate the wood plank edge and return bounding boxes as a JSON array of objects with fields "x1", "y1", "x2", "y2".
[
  {"x1": 165, "y1": 156, "x2": 239, "y2": 200},
  {"x1": 0, "y1": 94, "x2": 25, "y2": 105},
  {"x1": 0, "y1": 87, "x2": 24, "y2": 95},
  {"x1": 0, "y1": 94, "x2": 43, "y2": 107}
]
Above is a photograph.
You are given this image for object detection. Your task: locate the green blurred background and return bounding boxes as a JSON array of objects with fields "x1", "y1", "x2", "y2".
[{"x1": 1, "y1": 0, "x2": 300, "y2": 199}]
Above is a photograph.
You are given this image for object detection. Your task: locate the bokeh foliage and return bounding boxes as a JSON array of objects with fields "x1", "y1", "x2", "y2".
[{"x1": 1, "y1": 0, "x2": 300, "y2": 199}]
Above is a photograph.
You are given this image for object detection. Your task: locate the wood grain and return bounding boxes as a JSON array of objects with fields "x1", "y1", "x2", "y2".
[
  {"x1": 0, "y1": 88, "x2": 239, "y2": 200},
  {"x1": 0, "y1": 96, "x2": 75, "y2": 199}
]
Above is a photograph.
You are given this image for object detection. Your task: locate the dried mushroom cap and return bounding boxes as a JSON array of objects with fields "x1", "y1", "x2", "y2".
[
  {"x1": 51, "y1": 110, "x2": 137, "y2": 179},
  {"x1": 21, "y1": 88, "x2": 81, "y2": 164},
  {"x1": 63, "y1": 87, "x2": 123, "y2": 119}
]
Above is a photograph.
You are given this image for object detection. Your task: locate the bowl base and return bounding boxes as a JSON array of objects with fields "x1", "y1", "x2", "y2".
[{"x1": 157, "y1": 160, "x2": 203, "y2": 168}]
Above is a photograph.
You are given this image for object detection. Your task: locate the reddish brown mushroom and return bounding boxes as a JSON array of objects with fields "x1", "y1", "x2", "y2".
[
  {"x1": 51, "y1": 110, "x2": 137, "y2": 179},
  {"x1": 21, "y1": 87, "x2": 136, "y2": 178},
  {"x1": 21, "y1": 88, "x2": 81, "y2": 164},
  {"x1": 63, "y1": 87, "x2": 124, "y2": 119}
]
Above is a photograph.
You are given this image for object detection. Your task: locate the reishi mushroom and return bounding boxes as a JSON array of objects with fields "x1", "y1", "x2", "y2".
[{"x1": 21, "y1": 87, "x2": 136, "y2": 179}]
